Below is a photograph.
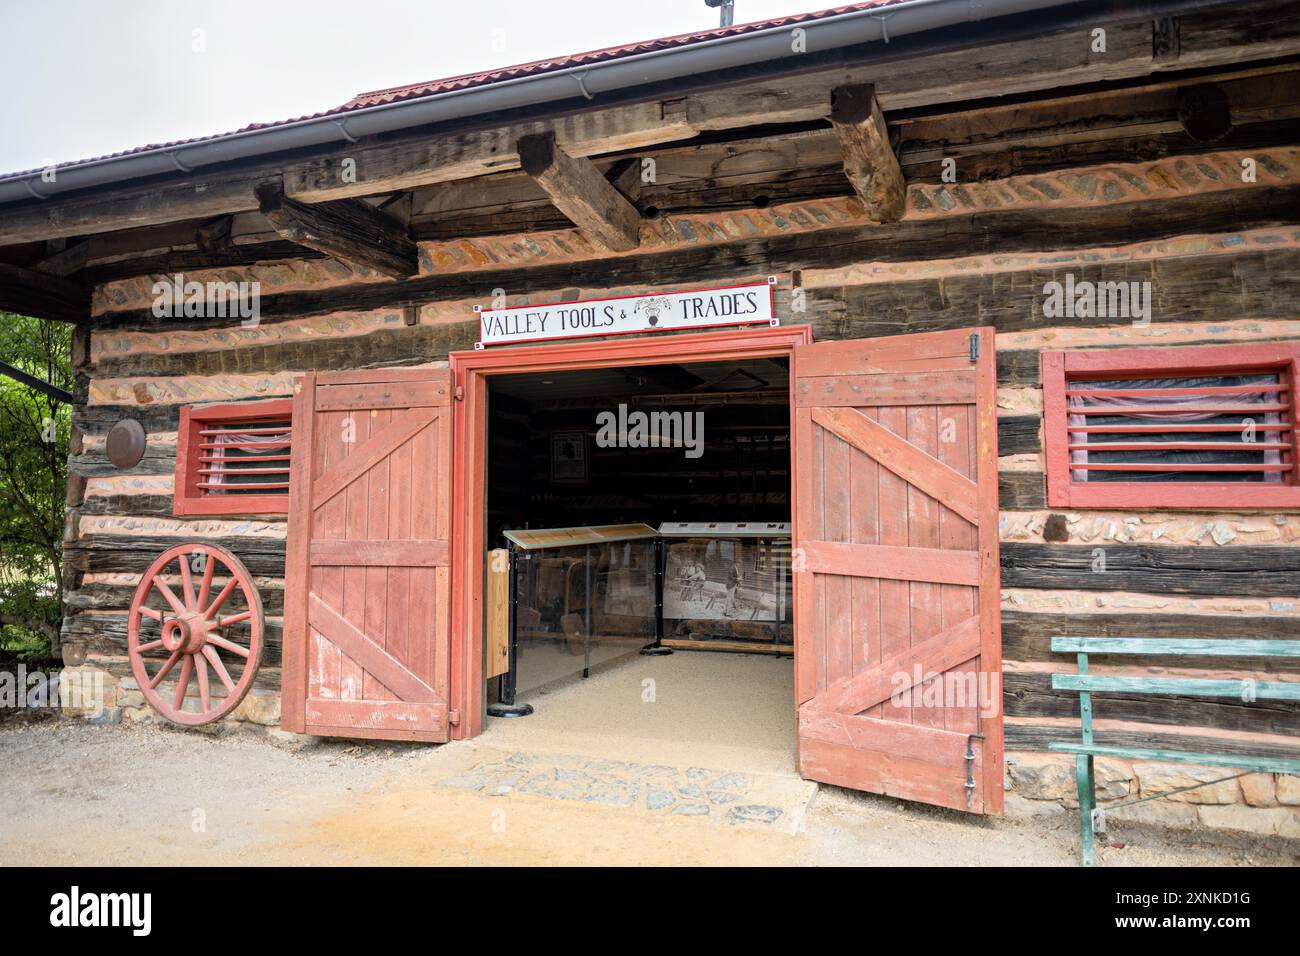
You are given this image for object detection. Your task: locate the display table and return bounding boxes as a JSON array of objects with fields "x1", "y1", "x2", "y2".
[{"x1": 491, "y1": 521, "x2": 792, "y2": 718}]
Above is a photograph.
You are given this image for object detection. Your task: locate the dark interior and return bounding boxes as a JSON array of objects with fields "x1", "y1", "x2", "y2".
[{"x1": 486, "y1": 357, "x2": 791, "y2": 546}]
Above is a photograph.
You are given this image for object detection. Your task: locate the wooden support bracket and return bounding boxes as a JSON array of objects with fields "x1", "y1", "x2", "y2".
[
  {"x1": 256, "y1": 183, "x2": 418, "y2": 278},
  {"x1": 517, "y1": 131, "x2": 641, "y2": 251},
  {"x1": 0, "y1": 261, "x2": 90, "y2": 323},
  {"x1": 830, "y1": 83, "x2": 906, "y2": 223}
]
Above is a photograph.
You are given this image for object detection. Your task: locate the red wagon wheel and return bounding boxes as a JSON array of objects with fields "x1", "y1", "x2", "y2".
[{"x1": 127, "y1": 543, "x2": 264, "y2": 725}]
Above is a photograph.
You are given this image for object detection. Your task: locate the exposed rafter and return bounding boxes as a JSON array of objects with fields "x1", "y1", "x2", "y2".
[
  {"x1": 517, "y1": 131, "x2": 642, "y2": 252},
  {"x1": 830, "y1": 83, "x2": 906, "y2": 223},
  {"x1": 0, "y1": 261, "x2": 90, "y2": 323},
  {"x1": 256, "y1": 183, "x2": 418, "y2": 278}
]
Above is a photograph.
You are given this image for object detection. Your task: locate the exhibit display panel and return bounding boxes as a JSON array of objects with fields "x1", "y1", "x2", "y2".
[{"x1": 502, "y1": 525, "x2": 659, "y2": 698}]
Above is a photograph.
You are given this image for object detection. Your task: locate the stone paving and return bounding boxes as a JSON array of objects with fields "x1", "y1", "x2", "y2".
[{"x1": 439, "y1": 750, "x2": 813, "y2": 831}]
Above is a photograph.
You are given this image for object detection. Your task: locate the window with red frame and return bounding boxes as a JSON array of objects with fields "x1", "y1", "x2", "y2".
[
  {"x1": 1042, "y1": 344, "x2": 1300, "y2": 509},
  {"x1": 174, "y1": 399, "x2": 293, "y2": 516}
]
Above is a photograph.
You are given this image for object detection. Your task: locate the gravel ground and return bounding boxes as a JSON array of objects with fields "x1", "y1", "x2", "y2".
[{"x1": 2, "y1": 716, "x2": 1296, "y2": 867}]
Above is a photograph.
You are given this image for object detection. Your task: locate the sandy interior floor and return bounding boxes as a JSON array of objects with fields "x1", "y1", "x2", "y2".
[
  {"x1": 1, "y1": 650, "x2": 1296, "y2": 867},
  {"x1": 513, "y1": 635, "x2": 642, "y2": 696},
  {"x1": 506, "y1": 648, "x2": 797, "y2": 774}
]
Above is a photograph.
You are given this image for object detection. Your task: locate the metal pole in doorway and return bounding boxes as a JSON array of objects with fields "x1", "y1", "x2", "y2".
[
  {"x1": 583, "y1": 544, "x2": 592, "y2": 678},
  {"x1": 641, "y1": 535, "x2": 672, "y2": 656}
]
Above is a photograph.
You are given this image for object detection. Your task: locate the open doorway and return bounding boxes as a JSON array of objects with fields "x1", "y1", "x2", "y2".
[{"x1": 481, "y1": 355, "x2": 796, "y2": 767}]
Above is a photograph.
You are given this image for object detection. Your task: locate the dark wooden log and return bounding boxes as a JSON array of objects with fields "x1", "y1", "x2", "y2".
[
  {"x1": 518, "y1": 132, "x2": 641, "y2": 252},
  {"x1": 1000, "y1": 543, "x2": 1300, "y2": 597},
  {"x1": 830, "y1": 84, "x2": 905, "y2": 223},
  {"x1": 1004, "y1": 671, "x2": 1300, "y2": 737},
  {"x1": 0, "y1": 261, "x2": 89, "y2": 323},
  {"x1": 996, "y1": 349, "x2": 1042, "y2": 387},
  {"x1": 68, "y1": 453, "x2": 174, "y2": 478},
  {"x1": 80, "y1": 240, "x2": 325, "y2": 285},
  {"x1": 1005, "y1": 723, "x2": 1300, "y2": 761},
  {"x1": 256, "y1": 184, "x2": 417, "y2": 278},
  {"x1": 830, "y1": 244, "x2": 1300, "y2": 339},
  {"x1": 64, "y1": 534, "x2": 287, "y2": 577},
  {"x1": 65, "y1": 581, "x2": 285, "y2": 616},
  {"x1": 90, "y1": 185, "x2": 1300, "y2": 333},
  {"x1": 1001, "y1": 608, "x2": 1300, "y2": 673},
  {"x1": 998, "y1": 471, "x2": 1046, "y2": 509},
  {"x1": 90, "y1": 321, "x2": 478, "y2": 379},
  {"x1": 78, "y1": 494, "x2": 178, "y2": 517},
  {"x1": 35, "y1": 239, "x2": 90, "y2": 277},
  {"x1": 997, "y1": 415, "x2": 1041, "y2": 456},
  {"x1": 65, "y1": 610, "x2": 284, "y2": 667},
  {"x1": 74, "y1": 404, "x2": 182, "y2": 436}
]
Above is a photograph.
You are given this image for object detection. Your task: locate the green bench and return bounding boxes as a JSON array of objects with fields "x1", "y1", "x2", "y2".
[{"x1": 1048, "y1": 636, "x2": 1300, "y2": 866}]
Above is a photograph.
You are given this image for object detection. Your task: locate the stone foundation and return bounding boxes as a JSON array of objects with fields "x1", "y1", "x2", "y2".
[
  {"x1": 60, "y1": 666, "x2": 280, "y2": 730},
  {"x1": 1005, "y1": 752, "x2": 1300, "y2": 840}
]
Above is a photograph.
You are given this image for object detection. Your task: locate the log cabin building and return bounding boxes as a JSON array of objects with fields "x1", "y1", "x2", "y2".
[{"x1": 2, "y1": 0, "x2": 1299, "y2": 831}]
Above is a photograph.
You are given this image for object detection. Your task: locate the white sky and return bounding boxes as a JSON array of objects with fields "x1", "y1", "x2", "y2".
[{"x1": 0, "y1": 0, "x2": 832, "y2": 175}]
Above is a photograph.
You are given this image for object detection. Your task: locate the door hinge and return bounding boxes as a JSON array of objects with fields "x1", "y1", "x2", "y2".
[
  {"x1": 454, "y1": 385, "x2": 464, "y2": 402},
  {"x1": 968, "y1": 333, "x2": 980, "y2": 363},
  {"x1": 964, "y1": 732, "x2": 985, "y2": 809},
  {"x1": 448, "y1": 709, "x2": 461, "y2": 726}
]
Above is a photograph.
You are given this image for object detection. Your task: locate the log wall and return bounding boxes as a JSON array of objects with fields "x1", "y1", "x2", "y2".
[{"x1": 60, "y1": 104, "x2": 1300, "y2": 827}]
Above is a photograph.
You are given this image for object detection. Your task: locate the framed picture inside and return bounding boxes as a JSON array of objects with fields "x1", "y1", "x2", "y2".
[{"x1": 550, "y1": 430, "x2": 588, "y2": 482}]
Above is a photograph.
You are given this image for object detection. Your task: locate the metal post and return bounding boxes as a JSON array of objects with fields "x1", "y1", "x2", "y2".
[
  {"x1": 487, "y1": 544, "x2": 534, "y2": 717},
  {"x1": 641, "y1": 536, "x2": 673, "y2": 656},
  {"x1": 583, "y1": 544, "x2": 592, "y2": 678},
  {"x1": 771, "y1": 538, "x2": 782, "y2": 656}
]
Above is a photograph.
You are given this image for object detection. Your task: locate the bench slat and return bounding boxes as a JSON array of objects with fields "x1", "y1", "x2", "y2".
[
  {"x1": 1051, "y1": 637, "x2": 1300, "y2": 657},
  {"x1": 1048, "y1": 742, "x2": 1300, "y2": 775},
  {"x1": 1051, "y1": 673, "x2": 1300, "y2": 700}
]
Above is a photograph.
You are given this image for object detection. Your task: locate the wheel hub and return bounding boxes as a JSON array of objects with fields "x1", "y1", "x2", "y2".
[{"x1": 161, "y1": 611, "x2": 210, "y2": 654}]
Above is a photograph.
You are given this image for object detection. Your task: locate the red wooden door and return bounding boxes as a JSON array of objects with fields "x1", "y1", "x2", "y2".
[
  {"x1": 281, "y1": 369, "x2": 454, "y2": 742},
  {"x1": 793, "y1": 328, "x2": 1002, "y2": 813}
]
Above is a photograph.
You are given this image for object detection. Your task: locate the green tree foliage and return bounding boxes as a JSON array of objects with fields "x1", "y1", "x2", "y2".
[{"x1": 0, "y1": 312, "x2": 71, "y2": 659}]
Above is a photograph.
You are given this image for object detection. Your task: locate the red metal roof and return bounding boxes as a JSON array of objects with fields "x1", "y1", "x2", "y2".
[
  {"x1": 5, "y1": 2, "x2": 905, "y2": 178},
  {"x1": 342, "y1": 2, "x2": 905, "y2": 109}
]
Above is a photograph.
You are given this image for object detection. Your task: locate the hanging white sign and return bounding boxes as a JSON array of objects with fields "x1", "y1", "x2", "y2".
[{"x1": 475, "y1": 280, "x2": 777, "y2": 347}]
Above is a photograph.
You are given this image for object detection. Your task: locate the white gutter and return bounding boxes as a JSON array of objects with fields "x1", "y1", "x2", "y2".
[{"x1": 0, "y1": 0, "x2": 1208, "y2": 206}]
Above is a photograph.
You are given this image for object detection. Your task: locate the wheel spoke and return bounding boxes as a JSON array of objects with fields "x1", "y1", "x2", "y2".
[
  {"x1": 204, "y1": 577, "x2": 239, "y2": 620},
  {"x1": 152, "y1": 576, "x2": 187, "y2": 616},
  {"x1": 219, "y1": 610, "x2": 252, "y2": 627},
  {"x1": 202, "y1": 645, "x2": 238, "y2": 693},
  {"x1": 137, "y1": 605, "x2": 162, "y2": 622},
  {"x1": 196, "y1": 555, "x2": 216, "y2": 612},
  {"x1": 207, "y1": 632, "x2": 251, "y2": 659},
  {"x1": 195, "y1": 654, "x2": 211, "y2": 712},
  {"x1": 173, "y1": 654, "x2": 194, "y2": 711},
  {"x1": 136, "y1": 638, "x2": 165, "y2": 653},
  {"x1": 148, "y1": 648, "x2": 182, "y2": 690},
  {"x1": 179, "y1": 558, "x2": 196, "y2": 611}
]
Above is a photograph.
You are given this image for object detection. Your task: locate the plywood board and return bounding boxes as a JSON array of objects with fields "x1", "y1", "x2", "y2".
[
  {"x1": 485, "y1": 548, "x2": 509, "y2": 679},
  {"x1": 502, "y1": 523, "x2": 658, "y2": 550}
]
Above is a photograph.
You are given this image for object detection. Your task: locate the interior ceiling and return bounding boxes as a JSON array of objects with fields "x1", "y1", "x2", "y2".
[{"x1": 487, "y1": 357, "x2": 789, "y2": 403}]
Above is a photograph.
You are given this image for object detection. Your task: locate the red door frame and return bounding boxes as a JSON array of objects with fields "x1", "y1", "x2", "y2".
[{"x1": 447, "y1": 325, "x2": 814, "y2": 739}]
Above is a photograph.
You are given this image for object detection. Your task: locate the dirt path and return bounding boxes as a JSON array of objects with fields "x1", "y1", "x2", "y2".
[{"x1": 2, "y1": 719, "x2": 1295, "y2": 866}]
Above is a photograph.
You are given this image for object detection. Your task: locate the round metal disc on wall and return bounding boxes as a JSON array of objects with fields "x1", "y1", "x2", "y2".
[{"x1": 105, "y1": 418, "x2": 147, "y2": 469}]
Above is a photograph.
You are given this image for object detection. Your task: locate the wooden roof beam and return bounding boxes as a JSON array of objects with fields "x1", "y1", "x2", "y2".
[
  {"x1": 831, "y1": 83, "x2": 905, "y2": 224},
  {"x1": 0, "y1": 261, "x2": 89, "y2": 323},
  {"x1": 256, "y1": 184, "x2": 418, "y2": 278},
  {"x1": 518, "y1": 132, "x2": 641, "y2": 252}
]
